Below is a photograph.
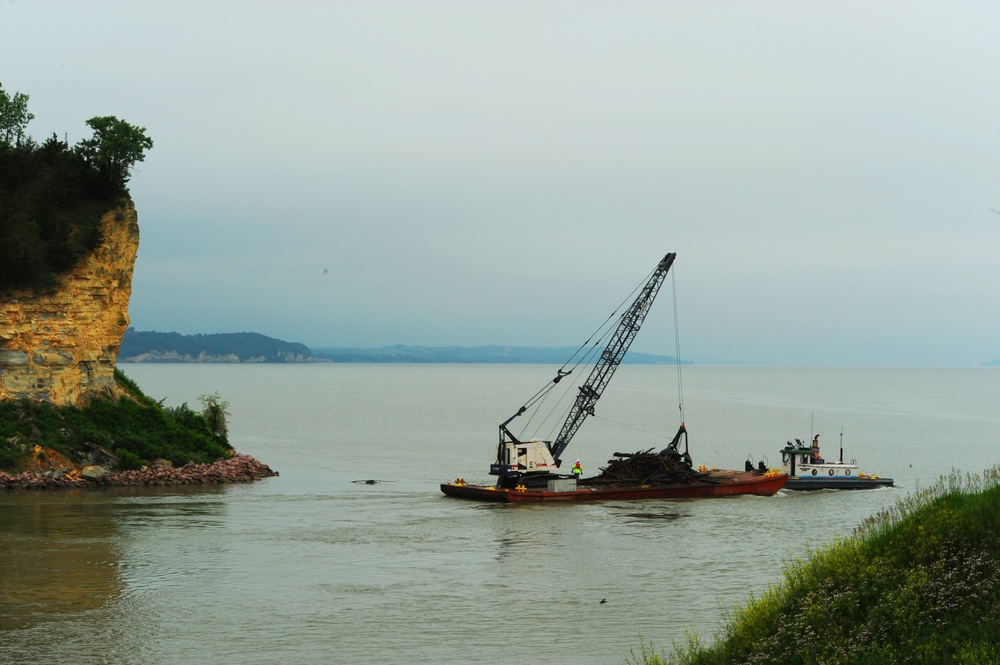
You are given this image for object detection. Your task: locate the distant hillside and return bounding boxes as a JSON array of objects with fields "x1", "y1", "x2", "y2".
[
  {"x1": 119, "y1": 330, "x2": 311, "y2": 363},
  {"x1": 311, "y1": 344, "x2": 685, "y2": 364},
  {"x1": 119, "y1": 336, "x2": 686, "y2": 364},
  {"x1": 984, "y1": 359, "x2": 1000, "y2": 367}
]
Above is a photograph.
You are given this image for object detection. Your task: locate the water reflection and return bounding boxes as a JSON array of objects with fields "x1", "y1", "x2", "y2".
[
  {"x1": 620, "y1": 510, "x2": 688, "y2": 522},
  {"x1": 0, "y1": 493, "x2": 124, "y2": 631},
  {"x1": 0, "y1": 485, "x2": 229, "y2": 665},
  {"x1": 495, "y1": 533, "x2": 553, "y2": 560}
]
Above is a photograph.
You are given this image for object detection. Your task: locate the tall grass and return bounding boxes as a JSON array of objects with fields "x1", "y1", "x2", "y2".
[{"x1": 627, "y1": 468, "x2": 1000, "y2": 664}]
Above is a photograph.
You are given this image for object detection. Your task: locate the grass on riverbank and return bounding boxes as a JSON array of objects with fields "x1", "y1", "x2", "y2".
[
  {"x1": 0, "y1": 369, "x2": 232, "y2": 471},
  {"x1": 625, "y1": 468, "x2": 1000, "y2": 664}
]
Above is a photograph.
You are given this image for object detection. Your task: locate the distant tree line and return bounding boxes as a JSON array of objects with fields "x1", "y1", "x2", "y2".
[
  {"x1": 0, "y1": 83, "x2": 153, "y2": 293},
  {"x1": 119, "y1": 330, "x2": 312, "y2": 363},
  {"x1": 310, "y1": 344, "x2": 683, "y2": 364}
]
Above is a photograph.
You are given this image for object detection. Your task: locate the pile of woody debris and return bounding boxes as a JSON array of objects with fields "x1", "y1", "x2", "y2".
[{"x1": 583, "y1": 448, "x2": 715, "y2": 487}]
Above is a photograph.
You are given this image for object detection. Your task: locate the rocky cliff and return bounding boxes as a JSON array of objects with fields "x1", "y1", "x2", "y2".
[{"x1": 0, "y1": 200, "x2": 139, "y2": 405}]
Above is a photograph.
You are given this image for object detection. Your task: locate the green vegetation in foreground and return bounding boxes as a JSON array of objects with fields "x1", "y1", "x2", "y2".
[
  {"x1": 625, "y1": 468, "x2": 1000, "y2": 665},
  {"x1": 0, "y1": 369, "x2": 232, "y2": 472}
]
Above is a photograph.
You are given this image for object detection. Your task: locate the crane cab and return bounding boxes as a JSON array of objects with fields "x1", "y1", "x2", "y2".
[{"x1": 490, "y1": 439, "x2": 559, "y2": 477}]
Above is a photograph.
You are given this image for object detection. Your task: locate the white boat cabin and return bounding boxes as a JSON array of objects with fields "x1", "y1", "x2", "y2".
[{"x1": 781, "y1": 435, "x2": 859, "y2": 479}]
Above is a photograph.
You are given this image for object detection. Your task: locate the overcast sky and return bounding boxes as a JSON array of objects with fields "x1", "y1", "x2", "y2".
[{"x1": 4, "y1": 1, "x2": 998, "y2": 366}]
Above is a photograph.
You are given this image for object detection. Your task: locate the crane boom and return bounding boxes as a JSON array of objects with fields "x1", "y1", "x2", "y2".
[
  {"x1": 489, "y1": 253, "x2": 677, "y2": 486},
  {"x1": 548, "y1": 253, "x2": 676, "y2": 462}
]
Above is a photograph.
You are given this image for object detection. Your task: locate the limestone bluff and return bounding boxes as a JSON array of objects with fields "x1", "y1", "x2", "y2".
[{"x1": 1, "y1": 200, "x2": 139, "y2": 406}]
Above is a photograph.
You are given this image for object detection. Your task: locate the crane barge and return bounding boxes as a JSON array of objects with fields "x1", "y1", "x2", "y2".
[{"x1": 441, "y1": 253, "x2": 787, "y2": 502}]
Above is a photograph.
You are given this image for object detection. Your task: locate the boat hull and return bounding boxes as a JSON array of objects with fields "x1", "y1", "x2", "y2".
[
  {"x1": 784, "y1": 476, "x2": 894, "y2": 491},
  {"x1": 441, "y1": 470, "x2": 787, "y2": 503}
]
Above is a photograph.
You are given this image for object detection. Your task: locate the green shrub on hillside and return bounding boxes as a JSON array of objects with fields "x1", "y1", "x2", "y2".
[{"x1": 0, "y1": 370, "x2": 232, "y2": 471}]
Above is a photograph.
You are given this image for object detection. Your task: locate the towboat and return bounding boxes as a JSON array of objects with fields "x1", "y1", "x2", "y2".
[
  {"x1": 778, "y1": 434, "x2": 893, "y2": 490},
  {"x1": 440, "y1": 253, "x2": 787, "y2": 503}
]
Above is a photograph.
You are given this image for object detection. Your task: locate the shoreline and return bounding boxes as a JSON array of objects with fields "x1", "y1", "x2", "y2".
[{"x1": 0, "y1": 453, "x2": 278, "y2": 490}]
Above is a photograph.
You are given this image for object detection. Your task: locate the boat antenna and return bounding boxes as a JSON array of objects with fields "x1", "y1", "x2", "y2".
[
  {"x1": 839, "y1": 427, "x2": 844, "y2": 464},
  {"x1": 671, "y1": 267, "x2": 685, "y2": 426}
]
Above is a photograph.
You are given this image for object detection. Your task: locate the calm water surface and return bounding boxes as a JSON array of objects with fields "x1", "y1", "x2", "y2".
[{"x1": 1, "y1": 365, "x2": 998, "y2": 664}]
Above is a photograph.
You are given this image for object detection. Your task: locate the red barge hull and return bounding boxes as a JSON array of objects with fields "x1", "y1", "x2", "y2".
[{"x1": 441, "y1": 470, "x2": 787, "y2": 503}]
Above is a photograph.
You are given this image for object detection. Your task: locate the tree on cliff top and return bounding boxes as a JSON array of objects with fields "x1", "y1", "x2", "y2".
[
  {"x1": 74, "y1": 116, "x2": 153, "y2": 192},
  {"x1": 0, "y1": 83, "x2": 34, "y2": 148},
  {"x1": 0, "y1": 87, "x2": 153, "y2": 292}
]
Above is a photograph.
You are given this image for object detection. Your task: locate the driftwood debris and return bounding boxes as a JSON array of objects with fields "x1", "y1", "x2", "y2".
[{"x1": 584, "y1": 448, "x2": 715, "y2": 487}]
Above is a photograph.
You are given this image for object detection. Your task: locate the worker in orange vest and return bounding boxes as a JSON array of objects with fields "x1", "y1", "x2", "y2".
[{"x1": 572, "y1": 460, "x2": 583, "y2": 480}]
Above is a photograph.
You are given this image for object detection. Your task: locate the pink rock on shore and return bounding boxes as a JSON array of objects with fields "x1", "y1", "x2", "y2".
[{"x1": 0, "y1": 454, "x2": 278, "y2": 490}]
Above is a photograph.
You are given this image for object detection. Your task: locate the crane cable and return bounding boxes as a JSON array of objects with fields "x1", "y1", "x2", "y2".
[
  {"x1": 592, "y1": 413, "x2": 672, "y2": 440},
  {"x1": 557, "y1": 262, "x2": 662, "y2": 376},
  {"x1": 672, "y1": 269, "x2": 685, "y2": 427},
  {"x1": 515, "y1": 263, "x2": 660, "y2": 441},
  {"x1": 525, "y1": 331, "x2": 611, "y2": 441},
  {"x1": 518, "y1": 260, "x2": 685, "y2": 444},
  {"x1": 516, "y1": 331, "x2": 608, "y2": 434}
]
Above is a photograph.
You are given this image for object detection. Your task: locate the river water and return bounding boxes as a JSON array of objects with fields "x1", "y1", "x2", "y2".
[{"x1": 1, "y1": 365, "x2": 998, "y2": 664}]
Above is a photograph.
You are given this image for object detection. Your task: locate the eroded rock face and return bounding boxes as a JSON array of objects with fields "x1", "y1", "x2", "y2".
[{"x1": 1, "y1": 201, "x2": 139, "y2": 406}]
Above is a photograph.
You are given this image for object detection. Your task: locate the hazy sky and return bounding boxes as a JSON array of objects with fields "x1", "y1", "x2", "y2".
[{"x1": 4, "y1": 1, "x2": 998, "y2": 366}]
